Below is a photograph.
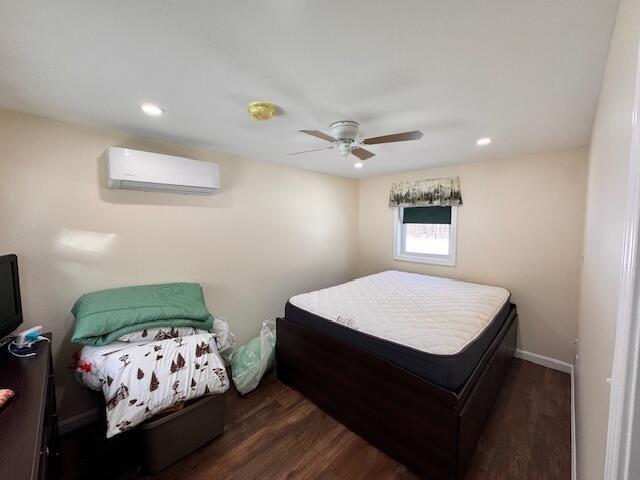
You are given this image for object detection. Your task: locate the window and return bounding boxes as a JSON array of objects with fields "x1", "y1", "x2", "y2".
[{"x1": 394, "y1": 206, "x2": 457, "y2": 266}]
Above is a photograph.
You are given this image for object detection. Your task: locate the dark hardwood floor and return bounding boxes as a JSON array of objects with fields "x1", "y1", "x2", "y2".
[{"x1": 61, "y1": 358, "x2": 571, "y2": 480}]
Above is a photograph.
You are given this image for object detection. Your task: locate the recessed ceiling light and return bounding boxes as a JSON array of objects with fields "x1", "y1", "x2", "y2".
[
  {"x1": 140, "y1": 103, "x2": 165, "y2": 117},
  {"x1": 354, "y1": 161, "x2": 364, "y2": 169},
  {"x1": 476, "y1": 137, "x2": 492, "y2": 146}
]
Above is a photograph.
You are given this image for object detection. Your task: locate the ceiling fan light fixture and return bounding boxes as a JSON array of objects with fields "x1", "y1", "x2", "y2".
[
  {"x1": 247, "y1": 101, "x2": 276, "y2": 121},
  {"x1": 338, "y1": 143, "x2": 352, "y2": 157},
  {"x1": 354, "y1": 161, "x2": 364, "y2": 169},
  {"x1": 476, "y1": 137, "x2": 492, "y2": 146}
]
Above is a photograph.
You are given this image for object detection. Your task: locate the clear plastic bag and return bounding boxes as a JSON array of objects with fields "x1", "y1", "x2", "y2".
[
  {"x1": 231, "y1": 318, "x2": 276, "y2": 395},
  {"x1": 212, "y1": 316, "x2": 236, "y2": 364}
]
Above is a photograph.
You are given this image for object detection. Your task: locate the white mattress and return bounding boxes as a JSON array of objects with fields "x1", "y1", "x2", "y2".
[{"x1": 289, "y1": 270, "x2": 510, "y2": 355}]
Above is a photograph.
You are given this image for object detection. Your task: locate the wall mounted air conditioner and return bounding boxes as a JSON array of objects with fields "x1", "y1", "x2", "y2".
[{"x1": 106, "y1": 147, "x2": 220, "y2": 194}]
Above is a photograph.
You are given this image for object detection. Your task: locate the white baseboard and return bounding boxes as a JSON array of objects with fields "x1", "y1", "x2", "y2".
[
  {"x1": 514, "y1": 349, "x2": 576, "y2": 479},
  {"x1": 514, "y1": 349, "x2": 573, "y2": 374},
  {"x1": 58, "y1": 408, "x2": 100, "y2": 435}
]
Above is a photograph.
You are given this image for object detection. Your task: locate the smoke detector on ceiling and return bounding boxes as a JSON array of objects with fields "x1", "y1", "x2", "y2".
[{"x1": 247, "y1": 102, "x2": 276, "y2": 121}]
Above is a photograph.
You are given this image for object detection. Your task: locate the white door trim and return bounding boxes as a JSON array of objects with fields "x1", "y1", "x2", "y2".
[
  {"x1": 603, "y1": 37, "x2": 640, "y2": 480},
  {"x1": 571, "y1": 365, "x2": 577, "y2": 480}
]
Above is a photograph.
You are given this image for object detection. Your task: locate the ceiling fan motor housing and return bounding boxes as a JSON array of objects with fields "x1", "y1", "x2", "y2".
[{"x1": 330, "y1": 120, "x2": 360, "y2": 142}]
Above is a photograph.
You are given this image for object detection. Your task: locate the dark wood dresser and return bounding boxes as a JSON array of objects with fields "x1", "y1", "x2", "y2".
[{"x1": 0, "y1": 333, "x2": 60, "y2": 479}]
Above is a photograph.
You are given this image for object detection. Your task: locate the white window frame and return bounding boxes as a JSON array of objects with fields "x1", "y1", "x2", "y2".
[{"x1": 393, "y1": 206, "x2": 457, "y2": 267}]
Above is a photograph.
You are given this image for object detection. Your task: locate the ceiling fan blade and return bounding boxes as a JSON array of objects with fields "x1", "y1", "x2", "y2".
[
  {"x1": 351, "y1": 147, "x2": 375, "y2": 160},
  {"x1": 286, "y1": 145, "x2": 336, "y2": 156},
  {"x1": 363, "y1": 130, "x2": 424, "y2": 145},
  {"x1": 298, "y1": 129, "x2": 337, "y2": 143}
]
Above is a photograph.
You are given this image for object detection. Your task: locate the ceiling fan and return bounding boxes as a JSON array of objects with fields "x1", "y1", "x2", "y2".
[{"x1": 288, "y1": 121, "x2": 423, "y2": 168}]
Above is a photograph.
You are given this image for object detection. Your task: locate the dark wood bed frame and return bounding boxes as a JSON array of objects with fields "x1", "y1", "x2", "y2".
[{"x1": 276, "y1": 303, "x2": 518, "y2": 480}]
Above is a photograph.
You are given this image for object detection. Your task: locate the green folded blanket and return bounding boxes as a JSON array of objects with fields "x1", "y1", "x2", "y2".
[{"x1": 71, "y1": 283, "x2": 213, "y2": 346}]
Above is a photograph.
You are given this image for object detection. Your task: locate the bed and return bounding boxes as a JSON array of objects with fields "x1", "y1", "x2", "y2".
[
  {"x1": 276, "y1": 270, "x2": 518, "y2": 480},
  {"x1": 76, "y1": 330, "x2": 229, "y2": 438}
]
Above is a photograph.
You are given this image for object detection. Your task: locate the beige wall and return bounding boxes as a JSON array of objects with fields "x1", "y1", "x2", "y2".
[
  {"x1": 576, "y1": 0, "x2": 640, "y2": 478},
  {"x1": 358, "y1": 149, "x2": 588, "y2": 364},
  {"x1": 0, "y1": 109, "x2": 359, "y2": 420}
]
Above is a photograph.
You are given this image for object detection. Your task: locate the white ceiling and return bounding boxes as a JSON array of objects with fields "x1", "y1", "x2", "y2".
[{"x1": 0, "y1": 1, "x2": 620, "y2": 178}]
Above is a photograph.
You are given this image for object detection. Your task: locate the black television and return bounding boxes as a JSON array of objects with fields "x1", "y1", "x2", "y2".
[{"x1": 0, "y1": 254, "x2": 22, "y2": 339}]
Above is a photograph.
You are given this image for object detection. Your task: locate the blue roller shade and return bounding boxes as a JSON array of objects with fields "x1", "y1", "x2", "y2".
[{"x1": 402, "y1": 206, "x2": 452, "y2": 224}]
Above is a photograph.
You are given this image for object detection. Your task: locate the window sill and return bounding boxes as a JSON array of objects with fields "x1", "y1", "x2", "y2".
[{"x1": 393, "y1": 253, "x2": 456, "y2": 267}]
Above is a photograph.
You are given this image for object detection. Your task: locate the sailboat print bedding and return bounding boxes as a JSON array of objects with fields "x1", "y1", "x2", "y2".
[{"x1": 76, "y1": 332, "x2": 229, "y2": 437}]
